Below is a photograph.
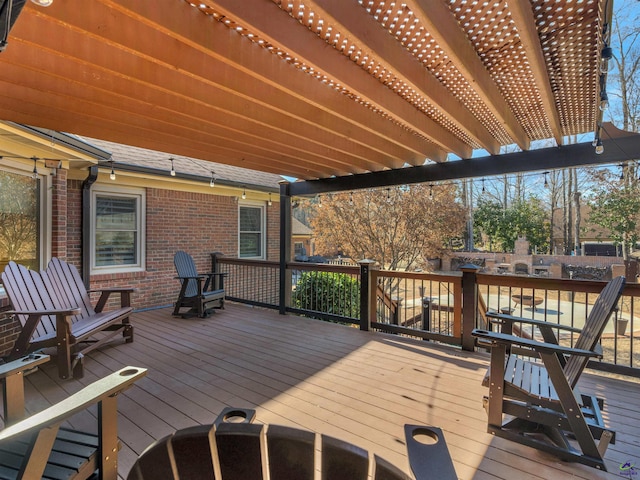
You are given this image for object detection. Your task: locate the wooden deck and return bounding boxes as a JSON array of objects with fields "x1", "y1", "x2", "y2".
[{"x1": 14, "y1": 303, "x2": 640, "y2": 479}]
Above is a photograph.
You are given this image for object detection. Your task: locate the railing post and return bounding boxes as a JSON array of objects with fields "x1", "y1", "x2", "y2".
[
  {"x1": 278, "y1": 181, "x2": 292, "y2": 315},
  {"x1": 460, "y1": 264, "x2": 480, "y2": 351},
  {"x1": 358, "y1": 259, "x2": 376, "y2": 331},
  {"x1": 210, "y1": 252, "x2": 224, "y2": 290}
]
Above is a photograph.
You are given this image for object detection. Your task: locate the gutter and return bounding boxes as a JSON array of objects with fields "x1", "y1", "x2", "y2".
[{"x1": 81, "y1": 166, "x2": 99, "y2": 288}]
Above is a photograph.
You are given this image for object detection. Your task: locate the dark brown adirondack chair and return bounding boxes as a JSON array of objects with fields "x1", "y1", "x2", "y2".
[
  {"x1": 173, "y1": 251, "x2": 226, "y2": 318},
  {"x1": 0, "y1": 365, "x2": 146, "y2": 480},
  {"x1": 128, "y1": 408, "x2": 457, "y2": 480},
  {"x1": 1, "y1": 259, "x2": 134, "y2": 379},
  {"x1": 472, "y1": 276, "x2": 625, "y2": 471}
]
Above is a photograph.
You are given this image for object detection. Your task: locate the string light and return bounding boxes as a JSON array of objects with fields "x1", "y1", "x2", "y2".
[
  {"x1": 32, "y1": 157, "x2": 38, "y2": 180},
  {"x1": 481, "y1": 178, "x2": 485, "y2": 194},
  {"x1": 543, "y1": 171, "x2": 549, "y2": 188},
  {"x1": 170, "y1": 158, "x2": 176, "y2": 177},
  {"x1": 619, "y1": 164, "x2": 625, "y2": 181},
  {"x1": 595, "y1": 139, "x2": 604, "y2": 155},
  {"x1": 242, "y1": 186, "x2": 246, "y2": 199},
  {"x1": 268, "y1": 192, "x2": 273, "y2": 206},
  {"x1": 386, "y1": 187, "x2": 391, "y2": 202},
  {"x1": 349, "y1": 191, "x2": 354, "y2": 205},
  {"x1": 210, "y1": 171, "x2": 215, "y2": 187},
  {"x1": 429, "y1": 184, "x2": 433, "y2": 199},
  {"x1": 318, "y1": 195, "x2": 322, "y2": 207},
  {"x1": 109, "y1": 160, "x2": 116, "y2": 181}
]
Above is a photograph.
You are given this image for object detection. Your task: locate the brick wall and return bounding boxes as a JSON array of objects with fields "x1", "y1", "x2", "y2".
[
  {"x1": 63, "y1": 182, "x2": 280, "y2": 310},
  {"x1": 51, "y1": 168, "x2": 68, "y2": 258}
]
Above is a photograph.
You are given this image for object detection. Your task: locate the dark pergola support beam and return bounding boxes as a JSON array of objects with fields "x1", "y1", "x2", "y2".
[{"x1": 290, "y1": 123, "x2": 640, "y2": 196}]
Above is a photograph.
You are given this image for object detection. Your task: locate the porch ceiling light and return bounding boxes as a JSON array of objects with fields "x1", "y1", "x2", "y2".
[{"x1": 31, "y1": 0, "x2": 53, "y2": 6}]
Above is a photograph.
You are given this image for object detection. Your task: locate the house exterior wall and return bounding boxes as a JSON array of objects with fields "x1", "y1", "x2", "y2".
[{"x1": 63, "y1": 178, "x2": 280, "y2": 311}]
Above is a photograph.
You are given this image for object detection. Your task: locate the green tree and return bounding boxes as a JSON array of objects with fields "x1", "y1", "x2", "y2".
[
  {"x1": 474, "y1": 197, "x2": 549, "y2": 253},
  {"x1": 292, "y1": 271, "x2": 360, "y2": 320},
  {"x1": 588, "y1": 182, "x2": 640, "y2": 260}
]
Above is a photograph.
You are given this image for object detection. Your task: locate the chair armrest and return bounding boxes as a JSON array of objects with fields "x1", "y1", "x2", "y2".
[
  {"x1": 7, "y1": 307, "x2": 81, "y2": 316},
  {"x1": 472, "y1": 329, "x2": 600, "y2": 357},
  {"x1": 174, "y1": 275, "x2": 207, "y2": 280},
  {"x1": 0, "y1": 354, "x2": 50, "y2": 380},
  {"x1": 0, "y1": 354, "x2": 50, "y2": 425},
  {"x1": 0, "y1": 366, "x2": 147, "y2": 441},
  {"x1": 486, "y1": 312, "x2": 583, "y2": 334}
]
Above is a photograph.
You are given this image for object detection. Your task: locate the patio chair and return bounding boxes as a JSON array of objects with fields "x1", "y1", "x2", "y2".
[
  {"x1": 173, "y1": 251, "x2": 226, "y2": 318},
  {"x1": 472, "y1": 276, "x2": 625, "y2": 471},
  {"x1": 1, "y1": 259, "x2": 135, "y2": 379},
  {"x1": 128, "y1": 408, "x2": 457, "y2": 480},
  {"x1": 0, "y1": 365, "x2": 147, "y2": 480}
]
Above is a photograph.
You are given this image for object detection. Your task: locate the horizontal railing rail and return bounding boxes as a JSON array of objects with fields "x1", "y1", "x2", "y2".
[{"x1": 214, "y1": 255, "x2": 639, "y2": 377}]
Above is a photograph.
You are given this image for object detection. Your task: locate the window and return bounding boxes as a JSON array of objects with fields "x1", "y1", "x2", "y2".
[
  {"x1": 294, "y1": 242, "x2": 305, "y2": 256},
  {"x1": 92, "y1": 186, "x2": 145, "y2": 273},
  {"x1": 239, "y1": 203, "x2": 265, "y2": 259},
  {"x1": 0, "y1": 168, "x2": 48, "y2": 272}
]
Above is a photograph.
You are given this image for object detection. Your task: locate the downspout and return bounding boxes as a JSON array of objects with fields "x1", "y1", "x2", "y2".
[
  {"x1": 81, "y1": 165, "x2": 99, "y2": 288},
  {"x1": 278, "y1": 181, "x2": 292, "y2": 315}
]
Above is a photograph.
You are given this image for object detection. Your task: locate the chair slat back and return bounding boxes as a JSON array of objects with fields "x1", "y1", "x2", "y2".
[
  {"x1": 1, "y1": 261, "x2": 58, "y2": 339},
  {"x1": 46, "y1": 257, "x2": 95, "y2": 321},
  {"x1": 174, "y1": 251, "x2": 200, "y2": 298},
  {"x1": 565, "y1": 276, "x2": 625, "y2": 387}
]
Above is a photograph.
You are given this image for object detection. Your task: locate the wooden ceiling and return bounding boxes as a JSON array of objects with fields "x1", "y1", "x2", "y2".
[{"x1": 0, "y1": 0, "x2": 611, "y2": 180}]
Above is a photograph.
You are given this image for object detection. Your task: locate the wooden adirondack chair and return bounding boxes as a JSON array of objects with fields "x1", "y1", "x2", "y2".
[
  {"x1": 1, "y1": 259, "x2": 134, "y2": 379},
  {"x1": 0, "y1": 364, "x2": 146, "y2": 480},
  {"x1": 173, "y1": 251, "x2": 226, "y2": 318},
  {"x1": 128, "y1": 408, "x2": 457, "y2": 480},
  {"x1": 472, "y1": 276, "x2": 625, "y2": 471}
]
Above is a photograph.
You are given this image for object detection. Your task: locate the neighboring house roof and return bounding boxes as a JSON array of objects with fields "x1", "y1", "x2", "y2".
[
  {"x1": 551, "y1": 205, "x2": 612, "y2": 243},
  {"x1": 82, "y1": 136, "x2": 284, "y2": 191},
  {"x1": 292, "y1": 217, "x2": 312, "y2": 237}
]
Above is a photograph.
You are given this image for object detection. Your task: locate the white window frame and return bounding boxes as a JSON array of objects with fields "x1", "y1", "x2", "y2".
[
  {"x1": 91, "y1": 184, "x2": 146, "y2": 274},
  {"x1": 238, "y1": 201, "x2": 266, "y2": 260}
]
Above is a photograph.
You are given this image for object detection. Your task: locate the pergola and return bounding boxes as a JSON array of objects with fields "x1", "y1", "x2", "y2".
[{"x1": 2, "y1": 0, "x2": 640, "y2": 186}]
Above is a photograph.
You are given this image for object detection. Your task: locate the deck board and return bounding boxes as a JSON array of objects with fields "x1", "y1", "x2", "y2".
[{"x1": 8, "y1": 303, "x2": 639, "y2": 479}]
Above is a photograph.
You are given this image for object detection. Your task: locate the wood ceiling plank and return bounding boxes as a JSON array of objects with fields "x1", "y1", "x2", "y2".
[
  {"x1": 507, "y1": 0, "x2": 563, "y2": 146},
  {"x1": 408, "y1": 0, "x2": 531, "y2": 151},
  {"x1": 101, "y1": 0, "x2": 445, "y2": 163},
  {"x1": 207, "y1": 0, "x2": 470, "y2": 157},
  {"x1": 0, "y1": 73, "x2": 336, "y2": 179},
  {"x1": 5, "y1": 11, "x2": 399, "y2": 175},
  {"x1": 0, "y1": 50, "x2": 374, "y2": 177},
  {"x1": 0, "y1": 92, "x2": 324, "y2": 179},
  {"x1": 305, "y1": 0, "x2": 500, "y2": 154}
]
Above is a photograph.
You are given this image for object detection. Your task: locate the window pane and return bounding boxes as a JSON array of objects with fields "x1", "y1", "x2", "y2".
[
  {"x1": 96, "y1": 196, "x2": 137, "y2": 230},
  {"x1": 95, "y1": 231, "x2": 137, "y2": 266},
  {"x1": 0, "y1": 170, "x2": 40, "y2": 270},
  {"x1": 240, "y1": 207, "x2": 261, "y2": 231},
  {"x1": 240, "y1": 233, "x2": 261, "y2": 257}
]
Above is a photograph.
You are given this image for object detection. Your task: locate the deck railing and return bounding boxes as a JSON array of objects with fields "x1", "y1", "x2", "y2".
[{"x1": 213, "y1": 255, "x2": 640, "y2": 377}]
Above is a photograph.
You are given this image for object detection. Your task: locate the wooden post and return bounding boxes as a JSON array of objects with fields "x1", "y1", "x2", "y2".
[
  {"x1": 278, "y1": 181, "x2": 292, "y2": 315},
  {"x1": 210, "y1": 252, "x2": 224, "y2": 290},
  {"x1": 358, "y1": 259, "x2": 376, "y2": 331},
  {"x1": 460, "y1": 264, "x2": 480, "y2": 351}
]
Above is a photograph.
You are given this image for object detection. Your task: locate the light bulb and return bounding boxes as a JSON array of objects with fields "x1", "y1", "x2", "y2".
[
  {"x1": 268, "y1": 193, "x2": 273, "y2": 206},
  {"x1": 31, "y1": 0, "x2": 53, "y2": 6},
  {"x1": 595, "y1": 139, "x2": 604, "y2": 155},
  {"x1": 210, "y1": 171, "x2": 215, "y2": 187},
  {"x1": 110, "y1": 168, "x2": 116, "y2": 180},
  {"x1": 170, "y1": 158, "x2": 176, "y2": 176},
  {"x1": 242, "y1": 188, "x2": 246, "y2": 200}
]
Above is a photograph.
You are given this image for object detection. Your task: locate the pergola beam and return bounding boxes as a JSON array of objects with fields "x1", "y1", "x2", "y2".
[{"x1": 289, "y1": 123, "x2": 640, "y2": 196}]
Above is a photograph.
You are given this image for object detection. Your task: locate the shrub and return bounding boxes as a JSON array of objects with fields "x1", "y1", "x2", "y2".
[{"x1": 292, "y1": 271, "x2": 360, "y2": 319}]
